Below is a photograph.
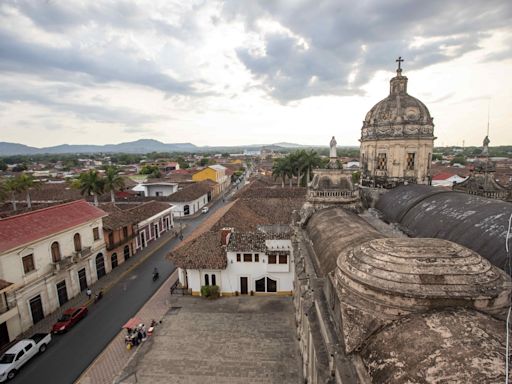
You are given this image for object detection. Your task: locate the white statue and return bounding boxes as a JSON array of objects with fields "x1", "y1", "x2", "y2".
[{"x1": 330, "y1": 136, "x2": 337, "y2": 158}]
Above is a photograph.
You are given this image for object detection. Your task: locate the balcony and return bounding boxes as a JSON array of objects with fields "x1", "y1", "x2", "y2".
[
  {"x1": 106, "y1": 233, "x2": 137, "y2": 251},
  {"x1": 52, "y1": 256, "x2": 74, "y2": 272},
  {"x1": 73, "y1": 246, "x2": 92, "y2": 259}
]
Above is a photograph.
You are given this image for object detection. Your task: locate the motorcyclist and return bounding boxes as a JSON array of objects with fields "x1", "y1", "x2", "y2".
[{"x1": 153, "y1": 267, "x2": 159, "y2": 280}]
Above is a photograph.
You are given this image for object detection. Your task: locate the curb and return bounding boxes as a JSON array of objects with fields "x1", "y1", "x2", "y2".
[{"x1": 76, "y1": 270, "x2": 178, "y2": 384}]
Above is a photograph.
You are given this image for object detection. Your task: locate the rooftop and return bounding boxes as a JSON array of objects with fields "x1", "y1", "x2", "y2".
[
  {"x1": 168, "y1": 231, "x2": 227, "y2": 269},
  {"x1": 166, "y1": 181, "x2": 213, "y2": 202},
  {"x1": 0, "y1": 200, "x2": 106, "y2": 253}
]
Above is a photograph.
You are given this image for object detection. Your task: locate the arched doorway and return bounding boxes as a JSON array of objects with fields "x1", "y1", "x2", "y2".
[
  {"x1": 51, "y1": 242, "x2": 61, "y2": 263},
  {"x1": 183, "y1": 205, "x2": 190, "y2": 215},
  {"x1": 96, "y1": 253, "x2": 106, "y2": 279},
  {"x1": 73, "y1": 233, "x2": 82, "y2": 252},
  {"x1": 124, "y1": 245, "x2": 130, "y2": 260},
  {"x1": 111, "y1": 253, "x2": 118, "y2": 269}
]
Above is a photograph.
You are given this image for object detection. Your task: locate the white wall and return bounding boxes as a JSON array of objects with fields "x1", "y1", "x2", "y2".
[
  {"x1": 145, "y1": 184, "x2": 178, "y2": 197},
  {"x1": 169, "y1": 194, "x2": 208, "y2": 217},
  {"x1": 182, "y1": 244, "x2": 294, "y2": 296},
  {"x1": 0, "y1": 217, "x2": 107, "y2": 338}
]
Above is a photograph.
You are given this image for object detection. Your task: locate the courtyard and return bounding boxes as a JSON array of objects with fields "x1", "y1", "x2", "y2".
[{"x1": 117, "y1": 296, "x2": 303, "y2": 384}]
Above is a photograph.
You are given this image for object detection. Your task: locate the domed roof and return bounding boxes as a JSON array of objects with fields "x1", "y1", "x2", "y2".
[{"x1": 361, "y1": 67, "x2": 434, "y2": 141}]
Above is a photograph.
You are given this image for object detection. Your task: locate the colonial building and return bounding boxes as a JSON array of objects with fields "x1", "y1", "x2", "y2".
[
  {"x1": 100, "y1": 203, "x2": 138, "y2": 270},
  {"x1": 169, "y1": 228, "x2": 294, "y2": 297},
  {"x1": 360, "y1": 58, "x2": 435, "y2": 187},
  {"x1": 0, "y1": 200, "x2": 107, "y2": 345},
  {"x1": 192, "y1": 165, "x2": 230, "y2": 194},
  {"x1": 453, "y1": 135, "x2": 510, "y2": 200},
  {"x1": 130, "y1": 201, "x2": 175, "y2": 251},
  {"x1": 167, "y1": 181, "x2": 213, "y2": 217}
]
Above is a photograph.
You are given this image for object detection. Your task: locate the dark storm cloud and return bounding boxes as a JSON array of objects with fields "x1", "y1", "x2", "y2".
[{"x1": 222, "y1": 0, "x2": 512, "y2": 102}]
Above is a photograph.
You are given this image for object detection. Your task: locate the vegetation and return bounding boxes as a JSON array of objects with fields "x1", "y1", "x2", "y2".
[
  {"x1": 72, "y1": 170, "x2": 105, "y2": 206},
  {"x1": 272, "y1": 150, "x2": 323, "y2": 187},
  {"x1": 16, "y1": 173, "x2": 39, "y2": 208},
  {"x1": 139, "y1": 164, "x2": 161, "y2": 178},
  {"x1": 200, "y1": 285, "x2": 220, "y2": 299},
  {"x1": 103, "y1": 166, "x2": 125, "y2": 203}
]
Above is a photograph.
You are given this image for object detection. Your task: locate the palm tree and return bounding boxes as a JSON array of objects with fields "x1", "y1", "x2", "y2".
[
  {"x1": 73, "y1": 170, "x2": 105, "y2": 206},
  {"x1": 272, "y1": 158, "x2": 287, "y2": 188},
  {"x1": 290, "y1": 150, "x2": 306, "y2": 187},
  {"x1": 16, "y1": 173, "x2": 39, "y2": 209},
  {"x1": 104, "y1": 166, "x2": 125, "y2": 203},
  {"x1": 4, "y1": 177, "x2": 22, "y2": 211},
  {"x1": 282, "y1": 155, "x2": 295, "y2": 187},
  {"x1": 0, "y1": 180, "x2": 8, "y2": 204},
  {"x1": 301, "y1": 150, "x2": 323, "y2": 185}
]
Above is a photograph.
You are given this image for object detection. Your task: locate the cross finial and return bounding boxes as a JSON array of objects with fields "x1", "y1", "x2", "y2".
[{"x1": 396, "y1": 56, "x2": 404, "y2": 71}]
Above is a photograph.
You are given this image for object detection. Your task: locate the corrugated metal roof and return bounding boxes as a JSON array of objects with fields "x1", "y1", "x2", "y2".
[{"x1": 376, "y1": 185, "x2": 512, "y2": 272}]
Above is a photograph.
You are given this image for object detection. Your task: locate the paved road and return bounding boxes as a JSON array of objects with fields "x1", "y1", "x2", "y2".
[{"x1": 12, "y1": 196, "x2": 230, "y2": 384}]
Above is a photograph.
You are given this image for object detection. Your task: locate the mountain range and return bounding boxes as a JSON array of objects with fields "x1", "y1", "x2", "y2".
[{"x1": 0, "y1": 139, "x2": 332, "y2": 156}]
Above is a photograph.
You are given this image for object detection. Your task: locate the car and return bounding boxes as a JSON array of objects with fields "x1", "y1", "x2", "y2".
[
  {"x1": 201, "y1": 207, "x2": 209, "y2": 214},
  {"x1": 51, "y1": 306, "x2": 88, "y2": 334},
  {"x1": 0, "y1": 333, "x2": 51, "y2": 382}
]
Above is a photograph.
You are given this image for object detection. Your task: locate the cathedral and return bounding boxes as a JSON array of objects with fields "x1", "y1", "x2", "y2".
[
  {"x1": 297, "y1": 60, "x2": 512, "y2": 383},
  {"x1": 360, "y1": 58, "x2": 434, "y2": 187}
]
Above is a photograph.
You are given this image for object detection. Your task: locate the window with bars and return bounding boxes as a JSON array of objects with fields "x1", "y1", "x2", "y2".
[
  {"x1": 22, "y1": 254, "x2": 35, "y2": 274},
  {"x1": 278, "y1": 254, "x2": 288, "y2": 264},
  {"x1": 236, "y1": 253, "x2": 241, "y2": 262},
  {"x1": 268, "y1": 255, "x2": 277, "y2": 264},
  {"x1": 254, "y1": 254, "x2": 259, "y2": 262},
  {"x1": 377, "y1": 153, "x2": 387, "y2": 170},
  {"x1": 243, "y1": 254, "x2": 252, "y2": 262},
  {"x1": 406, "y1": 153, "x2": 415, "y2": 170},
  {"x1": 93, "y1": 227, "x2": 100, "y2": 241}
]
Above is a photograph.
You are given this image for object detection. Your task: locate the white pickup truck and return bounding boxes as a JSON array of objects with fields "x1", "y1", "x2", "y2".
[{"x1": 0, "y1": 333, "x2": 51, "y2": 381}]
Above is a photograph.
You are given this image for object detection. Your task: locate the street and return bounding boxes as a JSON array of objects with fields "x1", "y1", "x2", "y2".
[{"x1": 12, "y1": 196, "x2": 230, "y2": 384}]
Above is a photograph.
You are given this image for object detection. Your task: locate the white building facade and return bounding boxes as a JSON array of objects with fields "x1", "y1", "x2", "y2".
[{"x1": 0, "y1": 200, "x2": 107, "y2": 346}]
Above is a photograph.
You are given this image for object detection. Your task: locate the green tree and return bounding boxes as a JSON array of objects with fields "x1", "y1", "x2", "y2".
[
  {"x1": 0, "y1": 160, "x2": 7, "y2": 172},
  {"x1": 272, "y1": 158, "x2": 287, "y2": 188},
  {"x1": 104, "y1": 166, "x2": 125, "y2": 203},
  {"x1": 300, "y1": 150, "x2": 323, "y2": 186},
  {"x1": 139, "y1": 165, "x2": 161, "y2": 178},
  {"x1": 16, "y1": 173, "x2": 39, "y2": 209},
  {"x1": 72, "y1": 170, "x2": 105, "y2": 206},
  {"x1": 450, "y1": 155, "x2": 467, "y2": 166},
  {"x1": 4, "y1": 177, "x2": 23, "y2": 211},
  {"x1": 199, "y1": 157, "x2": 210, "y2": 167}
]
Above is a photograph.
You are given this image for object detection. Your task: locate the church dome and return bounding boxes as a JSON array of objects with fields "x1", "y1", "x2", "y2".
[{"x1": 361, "y1": 65, "x2": 434, "y2": 141}]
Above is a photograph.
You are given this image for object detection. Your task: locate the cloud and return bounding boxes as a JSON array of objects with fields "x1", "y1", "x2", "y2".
[{"x1": 222, "y1": 0, "x2": 512, "y2": 102}]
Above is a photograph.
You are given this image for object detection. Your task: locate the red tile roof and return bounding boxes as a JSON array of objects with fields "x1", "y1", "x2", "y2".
[
  {"x1": 432, "y1": 172, "x2": 458, "y2": 180},
  {"x1": 0, "y1": 200, "x2": 107, "y2": 253}
]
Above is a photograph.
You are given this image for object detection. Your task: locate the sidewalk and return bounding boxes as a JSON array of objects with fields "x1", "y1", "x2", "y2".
[
  {"x1": 77, "y1": 270, "x2": 178, "y2": 384},
  {"x1": 17, "y1": 228, "x2": 181, "y2": 340}
]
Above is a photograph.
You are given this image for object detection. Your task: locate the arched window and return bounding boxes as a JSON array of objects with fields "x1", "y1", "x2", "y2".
[
  {"x1": 184, "y1": 205, "x2": 190, "y2": 215},
  {"x1": 51, "y1": 242, "x2": 61, "y2": 263},
  {"x1": 73, "y1": 233, "x2": 82, "y2": 252},
  {"x1": 96, "y1": 253, "x2": 106, "y2": 279},
  {"x1": 204, "y1": 274, "x2": 209, "y2": 286},
  {"x1": 211, "y1": 274, "x2": 216, "y2": 286},
  {"x1": 124, "y1": 245, "x2": 130, "y2": 260},
  {"x1": 111, "y1": 253, "x2": 118, "y2": 269}
]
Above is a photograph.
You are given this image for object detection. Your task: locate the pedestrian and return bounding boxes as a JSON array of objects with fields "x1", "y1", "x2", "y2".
[
  {"x1": 137, "y1": 329, "x2": 143, "y2": 344},
  {"x1": 141, "y1": 324, "x2": 147, "y2": 341},
  {"x1": 86, "y1": 288, "x2": 92, "y2": 300}
]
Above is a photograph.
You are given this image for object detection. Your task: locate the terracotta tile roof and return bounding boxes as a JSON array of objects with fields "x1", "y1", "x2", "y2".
[
  {"x1": 0, "y1": 200, "x2": 106, "y2": 253},
  {"x1": 99, "y1": 203, "x2": 137, "y2": 230},
  {"x1": 127, "y1": 201, "x2": 173, "y2": 223},
  {"x1": 167, "y1": 181, "x2": 212, "y2": 202},
  {"x1": 168, "y1": 231, "x2": 227, "y2": 269},
  {"x1": 432, "y1": 172, "x2": 459, "y2": 180},
  {"x1": 227, "y1": 231, "x2": 291, "y2": 252},
  {"x1": 14, "y1": 182, "x2": 83, "y2": 202},
  {"x1": 211, "y1": 197, "x2": 303, "y2": 232}
]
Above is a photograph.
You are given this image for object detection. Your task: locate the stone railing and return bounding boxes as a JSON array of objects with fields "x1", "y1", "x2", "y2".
[
  {"x1": 307, "y1": 189, "x2": 359, "y2": 201},
  {"x1": 73, "y1": 246, "x2": 92, "y2": 259}
]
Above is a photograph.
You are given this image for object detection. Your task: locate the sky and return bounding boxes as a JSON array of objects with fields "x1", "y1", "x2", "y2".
[{"x1": 0, "y1": 0, "x2": 511, "y2": 148}]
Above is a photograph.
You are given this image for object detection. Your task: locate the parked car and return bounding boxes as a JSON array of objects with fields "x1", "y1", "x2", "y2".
[
  {"x1": 0, "y1": 333, "x2": 51, "y2": 381},
  {"x1": 201, "y1": 207, "x2": 209, "y2": 214},
  {"x1": 52, "y1": 306, "x2": 88, "y2": 334}
]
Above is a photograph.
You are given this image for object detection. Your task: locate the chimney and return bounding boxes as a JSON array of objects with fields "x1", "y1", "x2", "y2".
[{"x1": 220, "y1": 227, "x2": 234, "y2": 246}]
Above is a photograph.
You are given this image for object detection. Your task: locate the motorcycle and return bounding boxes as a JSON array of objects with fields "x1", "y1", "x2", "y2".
[
  {"x1": 152, "y1": 272, "x2": 159, "y2": 281},
  {"x1": 94, "y1": 290, "x2": 104, "y2": 303}
]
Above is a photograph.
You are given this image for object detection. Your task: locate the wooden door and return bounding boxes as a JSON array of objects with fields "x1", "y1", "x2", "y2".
[{"x1": 240, "y1": 277, "x2": 248, "y2": 295}]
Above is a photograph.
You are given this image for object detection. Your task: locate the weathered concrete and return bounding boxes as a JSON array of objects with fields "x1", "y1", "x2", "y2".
[{"x1": 117, "y1": 296, "x2": 303, "y2": 384}]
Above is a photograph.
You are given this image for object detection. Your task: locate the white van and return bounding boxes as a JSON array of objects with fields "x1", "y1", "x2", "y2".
[{"x1": 201, "y1": 207, "x2": 209, "y2": 214}]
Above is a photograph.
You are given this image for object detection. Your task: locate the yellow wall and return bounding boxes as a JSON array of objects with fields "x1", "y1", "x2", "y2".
[{"x1": 192, "y1": 167, "x2": 218, "y2": 182}]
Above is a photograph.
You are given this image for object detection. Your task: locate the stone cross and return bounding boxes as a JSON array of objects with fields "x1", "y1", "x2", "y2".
[{"x1": 396, "y1": 56, "x2": 404, "y2": 70}]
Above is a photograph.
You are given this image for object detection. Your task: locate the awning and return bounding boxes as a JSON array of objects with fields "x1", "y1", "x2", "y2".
[{"x1": 122, "y1": 317, "x2": 143, "y2": 329}]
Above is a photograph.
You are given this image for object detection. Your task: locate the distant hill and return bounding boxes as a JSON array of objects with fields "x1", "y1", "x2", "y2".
[
  {"x1": 0, "y1": 139, "x2": 198, "y2": 155},
  {"x1": 0, "y1": 139, "x2": 352, "y2": 156}
]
